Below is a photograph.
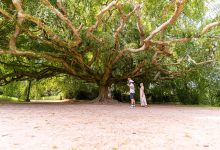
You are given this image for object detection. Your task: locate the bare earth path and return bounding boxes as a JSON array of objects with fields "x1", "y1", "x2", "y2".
[{"x1": 0, "y1": 103, "x2": 220, "y2": 150}]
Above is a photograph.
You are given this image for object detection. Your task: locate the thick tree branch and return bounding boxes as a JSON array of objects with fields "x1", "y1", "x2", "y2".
[
  {"x1": 0, "y1": 68, "x2": 63, "y2": 86},
  {"x1": 0, "y1": 48, "x2": 78, "y2": 76},
  {"x1": 201, "y1": 21, "x2": 220, "y2": 35},
  {"x1": 151, "y1": 37, "x2": 192, "y2": 45},
  {"x1": 77, "y1": 23, "x2": 84, "y2": 32},
  {"x1": 153, "y1": 55, "x2": 213, "y2": 81},
  {"x1": 111, "y1": 50, "x2": 126, "y2": 65},
  {"x1": 135, "y1": 4, "x2": 145, "y2": 46},
  {"x1": 0, "y1": 7, "x2": 13, "y2": 19},
  {"x1": 126, "y1": 44, "x2": 146, "y2": 52},
  {"x1": 24, "y1": 14, "x2": 69, "y2": 48},
  {"x1": 102, "y1": 48, "x2": 130, "y2": 84},
  {"x1": 126, "y1": 20, "x2": 219, "y2": 53},
  {"x1": 149, "y1": 20, "x2": 220, "y2": 46},
  {"x1": 24, "y1": 28, "x2": 68, "y2": 54},
  {"x1": 5, "y1": 1, "x2": 71, "y2": 49},
  {"x1": 42, "y1": 0, "x2": 82, "y2": 47},
  {"x1": 114, "y1": 18, "x2": 125, "y2": 50},
  {"x1": 86, "y1": 0, "x2": 118, "y2": 42},
  {"x1": 186, "y1": 55, "x2": 214, "y2": 65},
  {"x1": 153, "y1": 72, "x2": 161, "y2": 80},
  {"x1": 88, "y1": 49, "x2": 100, "y2": 66},
  {"x1": 114, "y1": 3, "x2": 138, "y2": 50},
  {"x1": 160, "y1": 57, "x2": 185, "y2": 66},
  {"x1": 126, "y1": 0, "x2": 185, "y2": 53},
  {"x1": 121, "y1": 59, "x2": 147, "y2": 79},
  {"x1": 56, "y1": 0, "x2": 67, "y2": 16},
  {"x1": 144, "y1": 0, "x2": 185, "y2": 43},
  {"x1": 152, "y1": 52, "x2": 159, "y2": 64},
  {"x1": 9, "y1": 0, "x2": 24, "y2": 51},
  {"x1": 156, "y1": 54, "x2": 213, "y2": 67},
  {"x1": 96, "y1": 0, "x2": 119, "y2": 19},
  {"x1": 22, "y1": 28, "x2": 86, "y2": 69}
]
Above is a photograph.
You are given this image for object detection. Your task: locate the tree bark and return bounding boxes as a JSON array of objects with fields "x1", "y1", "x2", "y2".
[
  {"x1": 93, "y1": 85, "x2": 117, "y2": 104},
  {"x1": 25, "y1": 80, "x2": 32, "y2": 102}
]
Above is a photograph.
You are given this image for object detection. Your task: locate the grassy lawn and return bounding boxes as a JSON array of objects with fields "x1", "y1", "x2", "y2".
[
  {"x1": 0, "y1": 95, "x2": 20, "y2": 103},
  {"x1": 0, "y1": 95, "x2": 66, "y2": 103}
]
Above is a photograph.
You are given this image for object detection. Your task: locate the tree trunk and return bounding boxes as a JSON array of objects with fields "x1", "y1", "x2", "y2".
[
  {"x1": 25, "y1": 80, "x2": 32, "y2": 102},
  {"x1": 93, "y1": 85, "x2": 118, "y2": 104}
]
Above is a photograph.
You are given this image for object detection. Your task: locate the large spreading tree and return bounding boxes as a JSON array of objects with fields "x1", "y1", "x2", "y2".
[{"x1": 0, "y1": 0, "x2": 219, "y2": 102}]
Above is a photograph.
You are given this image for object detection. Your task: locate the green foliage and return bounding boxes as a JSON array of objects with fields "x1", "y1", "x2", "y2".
[
  {"x1": 144, "y1": 65, "x2": 220, "y2": 105},
  {"x1": 33, "y1": 76, "x2": 99, "y2": 100},
  {"x1": 0, "y1": 81, "x2": 26, "y2": 99},
  {"x1": 30, "y1": 77, "x2": 63, "y2": 99},
  {"x1": 0, "y1": 20, "x2": 14, "y2": 49}
]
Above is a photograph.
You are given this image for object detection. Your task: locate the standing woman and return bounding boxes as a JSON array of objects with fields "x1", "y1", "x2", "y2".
[{"x1": 140, "y1": 83, "x2": 147, "y2": 107}]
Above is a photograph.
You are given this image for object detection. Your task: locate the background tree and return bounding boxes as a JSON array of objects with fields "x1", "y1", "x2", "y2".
[{"x1": 0, "y1": 0, "x2": 219, "y2": 103}]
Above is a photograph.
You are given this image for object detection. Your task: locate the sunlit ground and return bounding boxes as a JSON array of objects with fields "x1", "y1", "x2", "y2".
[{"x1": 0, "y1": 103, "x2": 220, "y2": 150}]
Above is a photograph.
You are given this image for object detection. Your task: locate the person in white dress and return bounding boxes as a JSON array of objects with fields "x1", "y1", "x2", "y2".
[{"x1": 140, "y1": 83, "x2": 147, "y2": 107}]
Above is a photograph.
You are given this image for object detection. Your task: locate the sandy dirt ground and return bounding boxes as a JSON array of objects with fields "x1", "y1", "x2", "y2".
[{"x1": 0, "y1": 103, "x2": 220, "y2": 150}]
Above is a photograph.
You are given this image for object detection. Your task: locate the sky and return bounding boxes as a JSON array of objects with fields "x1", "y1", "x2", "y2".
[{"x1": 206, "y1": 0, "x2": 220, "y2": 19}]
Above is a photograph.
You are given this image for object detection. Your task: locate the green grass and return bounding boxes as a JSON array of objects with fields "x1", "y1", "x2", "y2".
[
  {"x1": 0, "y1": 95, "x2": 63, "y2": 103},
  {"x1": 38, "y1": 95, "x2": 61, "y2": 100},
  {"x1": 0, "y1": 95, "x2": 20, "y2": 103}
]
